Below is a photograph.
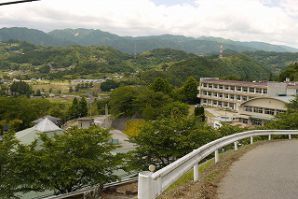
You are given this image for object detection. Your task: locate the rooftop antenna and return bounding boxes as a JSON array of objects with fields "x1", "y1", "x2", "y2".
[
  {"x1": 0, "y1": 0, "x2": 40, "y2": 6},
  {"x1": 219, "y1": 44, "x2": 224, "y2": 59}
]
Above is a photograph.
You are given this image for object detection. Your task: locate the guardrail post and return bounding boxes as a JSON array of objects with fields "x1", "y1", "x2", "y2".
[
  {"x1": 215, "y1": 149, "x2": 219, "y2": 163},
  {"x1": 138, "y1": 171, "x2": 155, "y2": 199},
  {"x1": 268, "y1": 134, "x2": 271, "y2": 141},
  {"x1": 289, "y1": 134, "x2": 292, "y2": 140},
  {"x1": 194, "y1": 162, "x2": 199, "y2": 182},
  {"x1": 234, "y1": 142, "x2": 238, "y2": 151},
  {"x1": 250, "y1": 136, "x2": 254, "y2": 145}
]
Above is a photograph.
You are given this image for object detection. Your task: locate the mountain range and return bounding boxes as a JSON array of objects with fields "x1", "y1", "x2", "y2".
[{"x1": 0, "y1": 27, "x2": 297, "y2": 54}]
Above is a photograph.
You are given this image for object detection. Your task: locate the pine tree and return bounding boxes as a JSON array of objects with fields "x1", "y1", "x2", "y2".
[{"x1": 79, "y1": 97, "x2": 88, "y2": 117}]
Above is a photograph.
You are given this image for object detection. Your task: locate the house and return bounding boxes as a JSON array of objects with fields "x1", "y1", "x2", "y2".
[
  {"x1": 77, "y1": 117, "x2": 95, "y2": 129},
  {"x1": 16, "y1": 118, "x2": 63, "y2": 145}
]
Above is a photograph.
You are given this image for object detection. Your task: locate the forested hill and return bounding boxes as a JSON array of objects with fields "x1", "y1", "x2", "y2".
[
  {"x1": 0, "y1": 27, "x2": 297, "y2": 54},
  {"x1": 0, "y1": 41, "x2": 274, "y2": 83}
]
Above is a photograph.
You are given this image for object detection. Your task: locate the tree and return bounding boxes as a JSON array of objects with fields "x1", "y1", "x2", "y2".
[
  {"x1": 29, "y1": 127, "x2": 121, "y2": 194},
  {"x1": 161, "y1": 101, "x2": 189, "y2": 119},
  {"x1": 69, "y1": 98, "x2": 80, "y2": 119},
  {"x1": 134, "y1": 88, "x2": 172, "y2": 120},
  {"x1": 0, "y1": 132, "x2": 20, "y2": 198},
  {"x1": 79, "y1": 97, "x2": 88, "y2": 117},
  {"x1": 150, "y1": 78, "x2": 172, "y2": 94},
  {"x1": 10, "y1": 81, "x2": 32, "y2": 96},
  {"x1": 180, "y1": 76, "x2": 198, "y2": 103},
  {"x1": 130, "y1": 117, "x2": 217, "y2": 170},
  {"x1": 100, "y1": 80, "x2": 120, "y2": 92},
  {"x1": 110, "y1": 86, "x2": 139, "y2": 117},
  {"x1": 194, "y1": 106, "x2": 206, "y2": 122}
]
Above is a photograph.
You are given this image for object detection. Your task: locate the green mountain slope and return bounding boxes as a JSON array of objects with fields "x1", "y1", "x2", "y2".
[{"x1": 0, "y1": 27, "x2": 297, "y2": 55}]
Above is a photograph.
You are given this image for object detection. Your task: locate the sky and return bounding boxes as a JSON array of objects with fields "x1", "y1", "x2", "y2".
[{"x1": 0, "y1": 0, "x2": 298, "y2": 47}]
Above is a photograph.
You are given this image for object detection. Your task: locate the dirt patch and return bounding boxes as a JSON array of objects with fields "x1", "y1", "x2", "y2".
[{"x1": 159, "y1": 142, "x2": 264, "y2": 199}]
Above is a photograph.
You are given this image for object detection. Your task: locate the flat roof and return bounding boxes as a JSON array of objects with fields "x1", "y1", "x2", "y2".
[{"x1": 201, "y1": 79, "x2": 268, "y2": 87}]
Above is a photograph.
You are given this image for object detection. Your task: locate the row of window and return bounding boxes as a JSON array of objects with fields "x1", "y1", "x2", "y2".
[
  {"x1": 244, "y1": 106, "x2": 286, "y2": 116},
  {"x1": 202, "y1": 99, "x2": 236, "y2": 110},
  {"x1": 202, "y1": 91, "x2": 254, "y2": 101},
  {"x1": 202, "y1": 83, "x2": 267, "y2": 94}
]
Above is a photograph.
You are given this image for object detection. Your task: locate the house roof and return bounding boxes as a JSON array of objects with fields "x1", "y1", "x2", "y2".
[
  {"x1": 33, "y1": 115, "x2": 61, "y2": 125},
  {"x1": 16, "y1": 118, "x2": 63, "y2": 145}
]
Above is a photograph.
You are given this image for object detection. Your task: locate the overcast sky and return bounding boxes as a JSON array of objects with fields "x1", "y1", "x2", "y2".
[{"x1": 0, "y1": 0, "x2": 298, "y2": 47}]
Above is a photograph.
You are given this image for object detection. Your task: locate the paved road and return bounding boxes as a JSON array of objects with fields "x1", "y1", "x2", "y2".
[{"x1": 219, "y1": 140, "x2": 298, "y2": 199}]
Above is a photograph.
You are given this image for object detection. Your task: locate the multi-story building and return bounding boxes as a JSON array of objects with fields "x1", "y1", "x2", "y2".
[
  {"x1": 198, "y1": 78, "x2": 288, "y2": 111},
  {"x1": 198, "y1": 78, "x2": 296, "y2": 126}
]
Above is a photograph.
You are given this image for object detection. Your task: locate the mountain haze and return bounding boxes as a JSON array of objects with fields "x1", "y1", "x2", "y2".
[{"x1": 0, "y1": 27, "x2": 297, "y2": 54}]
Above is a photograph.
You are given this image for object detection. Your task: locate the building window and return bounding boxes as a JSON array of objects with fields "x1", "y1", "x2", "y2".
[
  {"x1": 203, "y1": 99, "x2": 207, "y2": 103},
  {"x1": 214, "y1": 92, "x2": 218, "y2": 97},
  {"x1": 263, "y1": 89, "x2": 268, "y2": 94},
  {"x1": 253, "y1": 107, "x2": 263, "y2": 114},
  {"x1": 265, "y1": 108, "x2": 275, "y2": 115},
  {"x1": 219, "y1": 93, "x2": 223, "y2": 98},
  {"x1": 218, "y1": 101, "x2": 222, "y2": 107},
  {"x1": 245, "y1": 106, "x2": 253, "y2": 112},
  {"x1": 230, "y1": 86, "x2": 235, "y2": 91},
  {"x1": 249, "y1": 87, "x2": 255, "y2": 93},
  {"x1": 242, "y1": 119, "x2": 248, "y2": 124},
  {"x1": 225, "y1": 85, "x2": 229, "y2": 90},
  {"x1": 243, "y1": 96, "x2": 247, "y2": 101},
  {"x1": 243, "y1": 87, "x2": 248, "y2": 92},
  {"x1": 208, "y1": 84, "x2": 213, "y2": 88},
  {"x1": 213, "y1": 100, "x2": 218, "y2": 105},
  {"x1": 203, "y1": 91, "x2": 207, "y2": 95},
  {"x1": 219, "y1": 85, "x2": 223, "y2": 89},
  {"x1": 203, "y1": 83, "x2": 207, "y2": 87},
  {"x1": 276, "y1": 110, "x2": 286, "y2": 114},
  {"x1": 224, "y1": 102, "x2": 228, "y2": 107},
  {"x1": 236, "y1": 86, "x2": 242, "y2": 91},
  {"x1": 236, "y1": 95, "x2": 241, "y2": 100},
  {"x1": 214, "y1": 84, "x2": 218, "y2": 89},
  {"x1": 229, "y1": 103, "x2": 235, "y2": 109},
  {"x1": 230, "y1": 95, "x2": 235, "y2": 100},
  {"x1": 256, "y1": 88, "x2": 262, "y2": 94},
  {"x1": 225, "y1": 94, "x2": 229, "y2": 99},
  {"x1": 208, "y1": 92, "x2": 212, "y2": 96},
  {"x1": 251, "y1": 119, "x2": 263, "y2": 126}
]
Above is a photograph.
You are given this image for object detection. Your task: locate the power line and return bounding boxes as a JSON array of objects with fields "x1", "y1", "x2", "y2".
[{"x1": 0, "y1": 0, "x2": 40, "y2": 6}]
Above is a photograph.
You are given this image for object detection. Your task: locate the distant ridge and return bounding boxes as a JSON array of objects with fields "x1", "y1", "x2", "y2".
[{"x1": 0, "y1": 27, "x2": 297, "y2": 54}]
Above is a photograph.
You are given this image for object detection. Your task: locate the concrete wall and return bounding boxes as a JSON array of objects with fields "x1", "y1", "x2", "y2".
[{"x1": 267, "y1": 82, "x2": 287, "y2": 96}]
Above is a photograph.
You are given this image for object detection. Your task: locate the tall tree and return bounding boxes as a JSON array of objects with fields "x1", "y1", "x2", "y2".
[
  {"x1": 10, "y1": 81, "x2": 32, "y2": 97},
  {"x1": 180, "y1": 76, "x2": 198, "y2": 104},
  {"x1": 150, "y1": 78, "x2": 172, "y2": 94},
  {"x1": 79, "y1": 97, "x2": 88, "y2": 117}
]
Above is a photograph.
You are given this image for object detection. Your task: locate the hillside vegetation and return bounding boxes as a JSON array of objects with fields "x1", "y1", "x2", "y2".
[{"x1": 1, "y1": 27, "x2": 297, "y2": 55}]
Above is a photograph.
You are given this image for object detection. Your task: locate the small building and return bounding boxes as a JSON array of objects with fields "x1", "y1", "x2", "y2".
[
  {"x1": 16, "y1": 118, "x2": 63, "y2": 145},
  {"x1": 77, "y1": 117, "x2": 95, "y2": 129}
]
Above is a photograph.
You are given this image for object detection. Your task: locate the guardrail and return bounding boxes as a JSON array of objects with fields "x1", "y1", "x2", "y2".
[
  {"x1": 32, "y1": 174, "x2": 138, "y2": 199},
  {"x1": 138, "y1": 130, "x2": 298, "y2": 199}
]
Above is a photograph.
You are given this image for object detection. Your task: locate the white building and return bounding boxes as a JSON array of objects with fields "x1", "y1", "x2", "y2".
[{"x1": 198, "y1": 78, "x2": 296, "y2": 126}]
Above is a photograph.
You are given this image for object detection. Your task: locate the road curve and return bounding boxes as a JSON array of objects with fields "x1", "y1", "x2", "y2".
[{"x1": 218, "y1": 140, "x2": 298, "y2": 199}]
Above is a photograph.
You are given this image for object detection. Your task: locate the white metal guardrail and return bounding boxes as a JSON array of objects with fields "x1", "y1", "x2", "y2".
[{"x1": 138, "y1": 130, "x2": 298, "y2": 199}]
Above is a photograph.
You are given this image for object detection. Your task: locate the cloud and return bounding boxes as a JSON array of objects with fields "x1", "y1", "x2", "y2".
[{"x1": 0, "y1": 0, "x2": 297, "y2": 47}]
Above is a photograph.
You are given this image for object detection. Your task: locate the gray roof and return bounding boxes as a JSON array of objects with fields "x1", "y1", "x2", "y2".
[{"x1": 16, "y1": 118, "x2": 63, "y2": 145}]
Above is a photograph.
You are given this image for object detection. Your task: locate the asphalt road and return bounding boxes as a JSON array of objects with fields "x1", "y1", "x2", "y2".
[{"x1": 218, "y1": 140, "x2": 298, "y2": 199}]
